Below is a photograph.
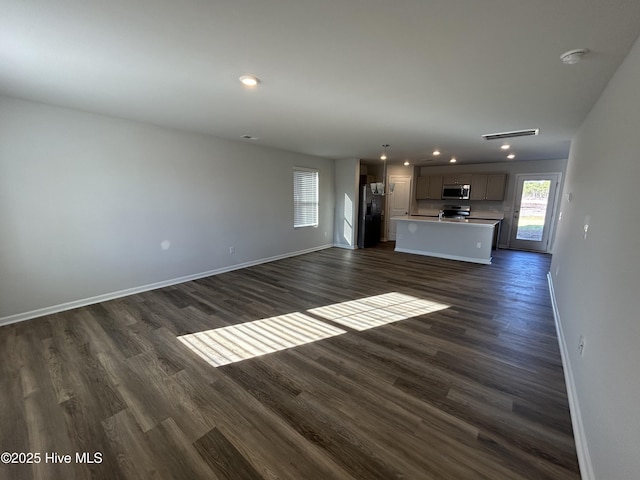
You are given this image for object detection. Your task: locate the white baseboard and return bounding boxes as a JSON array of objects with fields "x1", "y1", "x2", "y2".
[
  {"x1": 547, "y1": 273, "x2": 594, "y2": 480},
  {"x1": 0, "y1": 244, "x2": 334, "y2": 327},
  {"x1": 333, "y1": 242, "x2": 356, "y2": 250}
]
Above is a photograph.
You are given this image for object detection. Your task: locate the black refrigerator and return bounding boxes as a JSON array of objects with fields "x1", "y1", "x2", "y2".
[{"x1": 357, "y1": 183, "x2": 383, "y2": 248}]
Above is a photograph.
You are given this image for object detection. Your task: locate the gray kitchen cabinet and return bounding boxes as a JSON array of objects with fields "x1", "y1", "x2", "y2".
[
  {"x1": 428, "y1": 175, "x2": 443, "y2": 199},
  {"x1": 470, "y1": 175, "x2": 487, "y2": 200},
  {"x1": 443, "y1": 174, "x2": 472, "y2": 185},
  {"x1": 416, "y1": 176, "x2": 429, "y2": 199},
  {"x1": 415, "y1": 175, "x2": 443, "y2": 200},
  {"x1": 485, "y1": 174, "x2": 506, "y2": 200},
  {"x1": 469, "y1": 173, "x2": 506, "y2": 200}
]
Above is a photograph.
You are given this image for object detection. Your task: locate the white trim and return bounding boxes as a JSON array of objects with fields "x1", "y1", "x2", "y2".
[
  {"x1": 0, "y1": 244, "x2": 334, "y2": 327},
  {"x1": 508, "y1": 172, "x2": 562, "y2": 252},
  {"x1": 333, "y1": 243, "x2": 356, "y2": 250},
  {"x1": 547, "y1": 273, "x2": 594, "y2": 480},
  {"x1": 394, "y1": 247, "x2": 492, "y2": 265}
]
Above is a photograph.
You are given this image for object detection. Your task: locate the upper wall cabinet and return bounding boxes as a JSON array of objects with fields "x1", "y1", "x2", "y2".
[
  {"x1": 418, "y1": 172, "x2": 507, "y2": 201},
  {"x1": 470, "y1": 173, "x2": 506, "y2": 200},
  {"x1": 443, "y1": 174, "x2": 472, "y2": 185},
  {"x1": 485, "y1": 174, "x2": 507, "y2": 200},
  {"x1": 415, "y1": 175, "x2": 443, "y2": 200},
  {"x1": 470, "y1": 175, "x2": 488, "y2": 200}
]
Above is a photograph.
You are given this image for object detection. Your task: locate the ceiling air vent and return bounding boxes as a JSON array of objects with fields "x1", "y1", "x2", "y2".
[{"x1": 482, "y1": 129, "x2": 539, "y2": 140}]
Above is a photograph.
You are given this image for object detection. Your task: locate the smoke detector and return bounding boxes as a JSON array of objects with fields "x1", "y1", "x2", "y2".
[{"x1": 560, "y1": 49, "x2": 589, "y2": 65}]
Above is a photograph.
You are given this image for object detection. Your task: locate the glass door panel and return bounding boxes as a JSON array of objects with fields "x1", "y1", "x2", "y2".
[
  {"x1": 510, "y1": 174, "x2": 560, "y2": 252},
  {"x1": 515, "y1": 180, "x2": 551, "y2": 241}
]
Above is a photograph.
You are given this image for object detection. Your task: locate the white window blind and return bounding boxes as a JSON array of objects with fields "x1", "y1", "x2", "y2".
[{"x1": 293, "y1": 168, "x2": 319, "y2": 228}]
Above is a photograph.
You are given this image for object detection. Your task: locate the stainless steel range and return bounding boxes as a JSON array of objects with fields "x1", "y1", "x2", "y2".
[{"x1": 441, "y1": 205, "x2": 471, "y2": 219}]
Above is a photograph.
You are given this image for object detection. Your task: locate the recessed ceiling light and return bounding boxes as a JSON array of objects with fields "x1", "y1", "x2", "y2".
[
  {"x1": 239, "y1": 75, "x2": 260, "y2": 87},
  {"x1": 433, "y1": 150, "x2": 440, "y2": 156},
  {"x1": 560, "y1": 49, "x2": 589, "y2": 65},
  {"x1": 507, "y1": 153, "x2": 515, "y2": 159},
  {"x1": 241, "y1": 134, "x2": 259, "y2": 140},
  {"x1": 403, "y1": 160, "x2": 410, "y2": 166},
  {"x1": 501, "y1": 144, "x2": 510, "y2": 150},
  {"x1": 450, "y1": 157, "x2": 456, "y2": 163}
]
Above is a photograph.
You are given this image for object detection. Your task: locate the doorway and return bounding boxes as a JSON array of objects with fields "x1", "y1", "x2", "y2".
[
  {"x1": 509, "y1": 173, "x2": 561, "y2": 252},
  {"x1": 386, "y1": 175, "x2": 411, "y2": 241}
]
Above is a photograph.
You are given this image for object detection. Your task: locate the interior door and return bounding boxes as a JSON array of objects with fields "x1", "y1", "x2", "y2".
[
  {"x1": 510, "y1": 173, "x2": 560, "y2": 252},
  {"x1": 387, "y1": 175, "x2": 411, "y2": 241}
]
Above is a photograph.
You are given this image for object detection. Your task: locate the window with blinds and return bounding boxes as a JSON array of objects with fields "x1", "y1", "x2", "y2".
[{"x1": 293, "y1": 167, "x2": 319, "y2": 228}]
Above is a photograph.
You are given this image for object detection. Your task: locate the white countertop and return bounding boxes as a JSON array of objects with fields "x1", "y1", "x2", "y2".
[{"x1": 396, "y1": 215, "x2": 500, "y2": 227}]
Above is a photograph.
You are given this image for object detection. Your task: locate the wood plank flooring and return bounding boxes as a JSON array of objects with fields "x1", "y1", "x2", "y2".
[{"x1": 0, "y1": 245, "x2": 580, "y2": 479}]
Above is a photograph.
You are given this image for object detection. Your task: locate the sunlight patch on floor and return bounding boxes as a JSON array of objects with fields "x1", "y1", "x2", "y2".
[
  {"x1": 178, "y1": 292, "x2": 449, "y2": 367},
  {"x1": 308, "y1": 292, "x2": 449, "y2": 331},
  {"x1": 178, "y1": 312, "x2": 346, "y2": 367}
]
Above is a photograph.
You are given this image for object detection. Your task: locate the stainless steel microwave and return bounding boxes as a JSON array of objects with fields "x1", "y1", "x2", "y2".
[{"x1": 442, "y1": 184, "x2": 471, "y2": 200}]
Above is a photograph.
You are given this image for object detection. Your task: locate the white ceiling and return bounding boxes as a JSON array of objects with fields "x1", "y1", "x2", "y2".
[{"x1": 2, "y1": 0, "x2": 640, "y2": 165}]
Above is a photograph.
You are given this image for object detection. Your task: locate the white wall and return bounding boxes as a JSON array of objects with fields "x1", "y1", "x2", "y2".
[
  {"x1": 0, "y1": 96, "x2": 335, "y2": 322},
  {"x1": 549, "y1": 35, "x2": 640, "y2": 479},
  {"x1": 415, "y1": 158, "x2": 568, "y2": 247},
  {"x1": 333, "y1": 158, "x2": 359, "y2": 249}
]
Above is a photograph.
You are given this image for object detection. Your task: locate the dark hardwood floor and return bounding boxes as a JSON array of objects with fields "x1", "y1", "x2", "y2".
[{"x1": 0, "y1": 245, "x2": 580, "y2": 479}]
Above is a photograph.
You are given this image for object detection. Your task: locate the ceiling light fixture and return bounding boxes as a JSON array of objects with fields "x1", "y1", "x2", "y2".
[
  {"x1": 403, "y1": 160, "x2": 410, "y2": 166},
  {"x1": 507, "y1": 153, "x2": 516, "y2": 159},
  {"x1": 450, "y1": 157, "x2": 457, "y2": 163},
  {"x1": 239, "y1": 74, "x2": 260, "y2": 87},
  {"x1": 501, "y1": 144, "x2": 510, "y2": 150},
  {"x1": 560, "y1": 49, "x2": 589, "y2": 65},
  {"x1": 433, "y1": 150, "x2": 440, "y2": 156},
  {"x1": 380, "y1": 144, "x2": 389, "y2": 161}
]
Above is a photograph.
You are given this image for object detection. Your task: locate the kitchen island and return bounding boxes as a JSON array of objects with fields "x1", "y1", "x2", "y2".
[{"x1": 394, "y1": 216, "x2": 500, "y2": 264}]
